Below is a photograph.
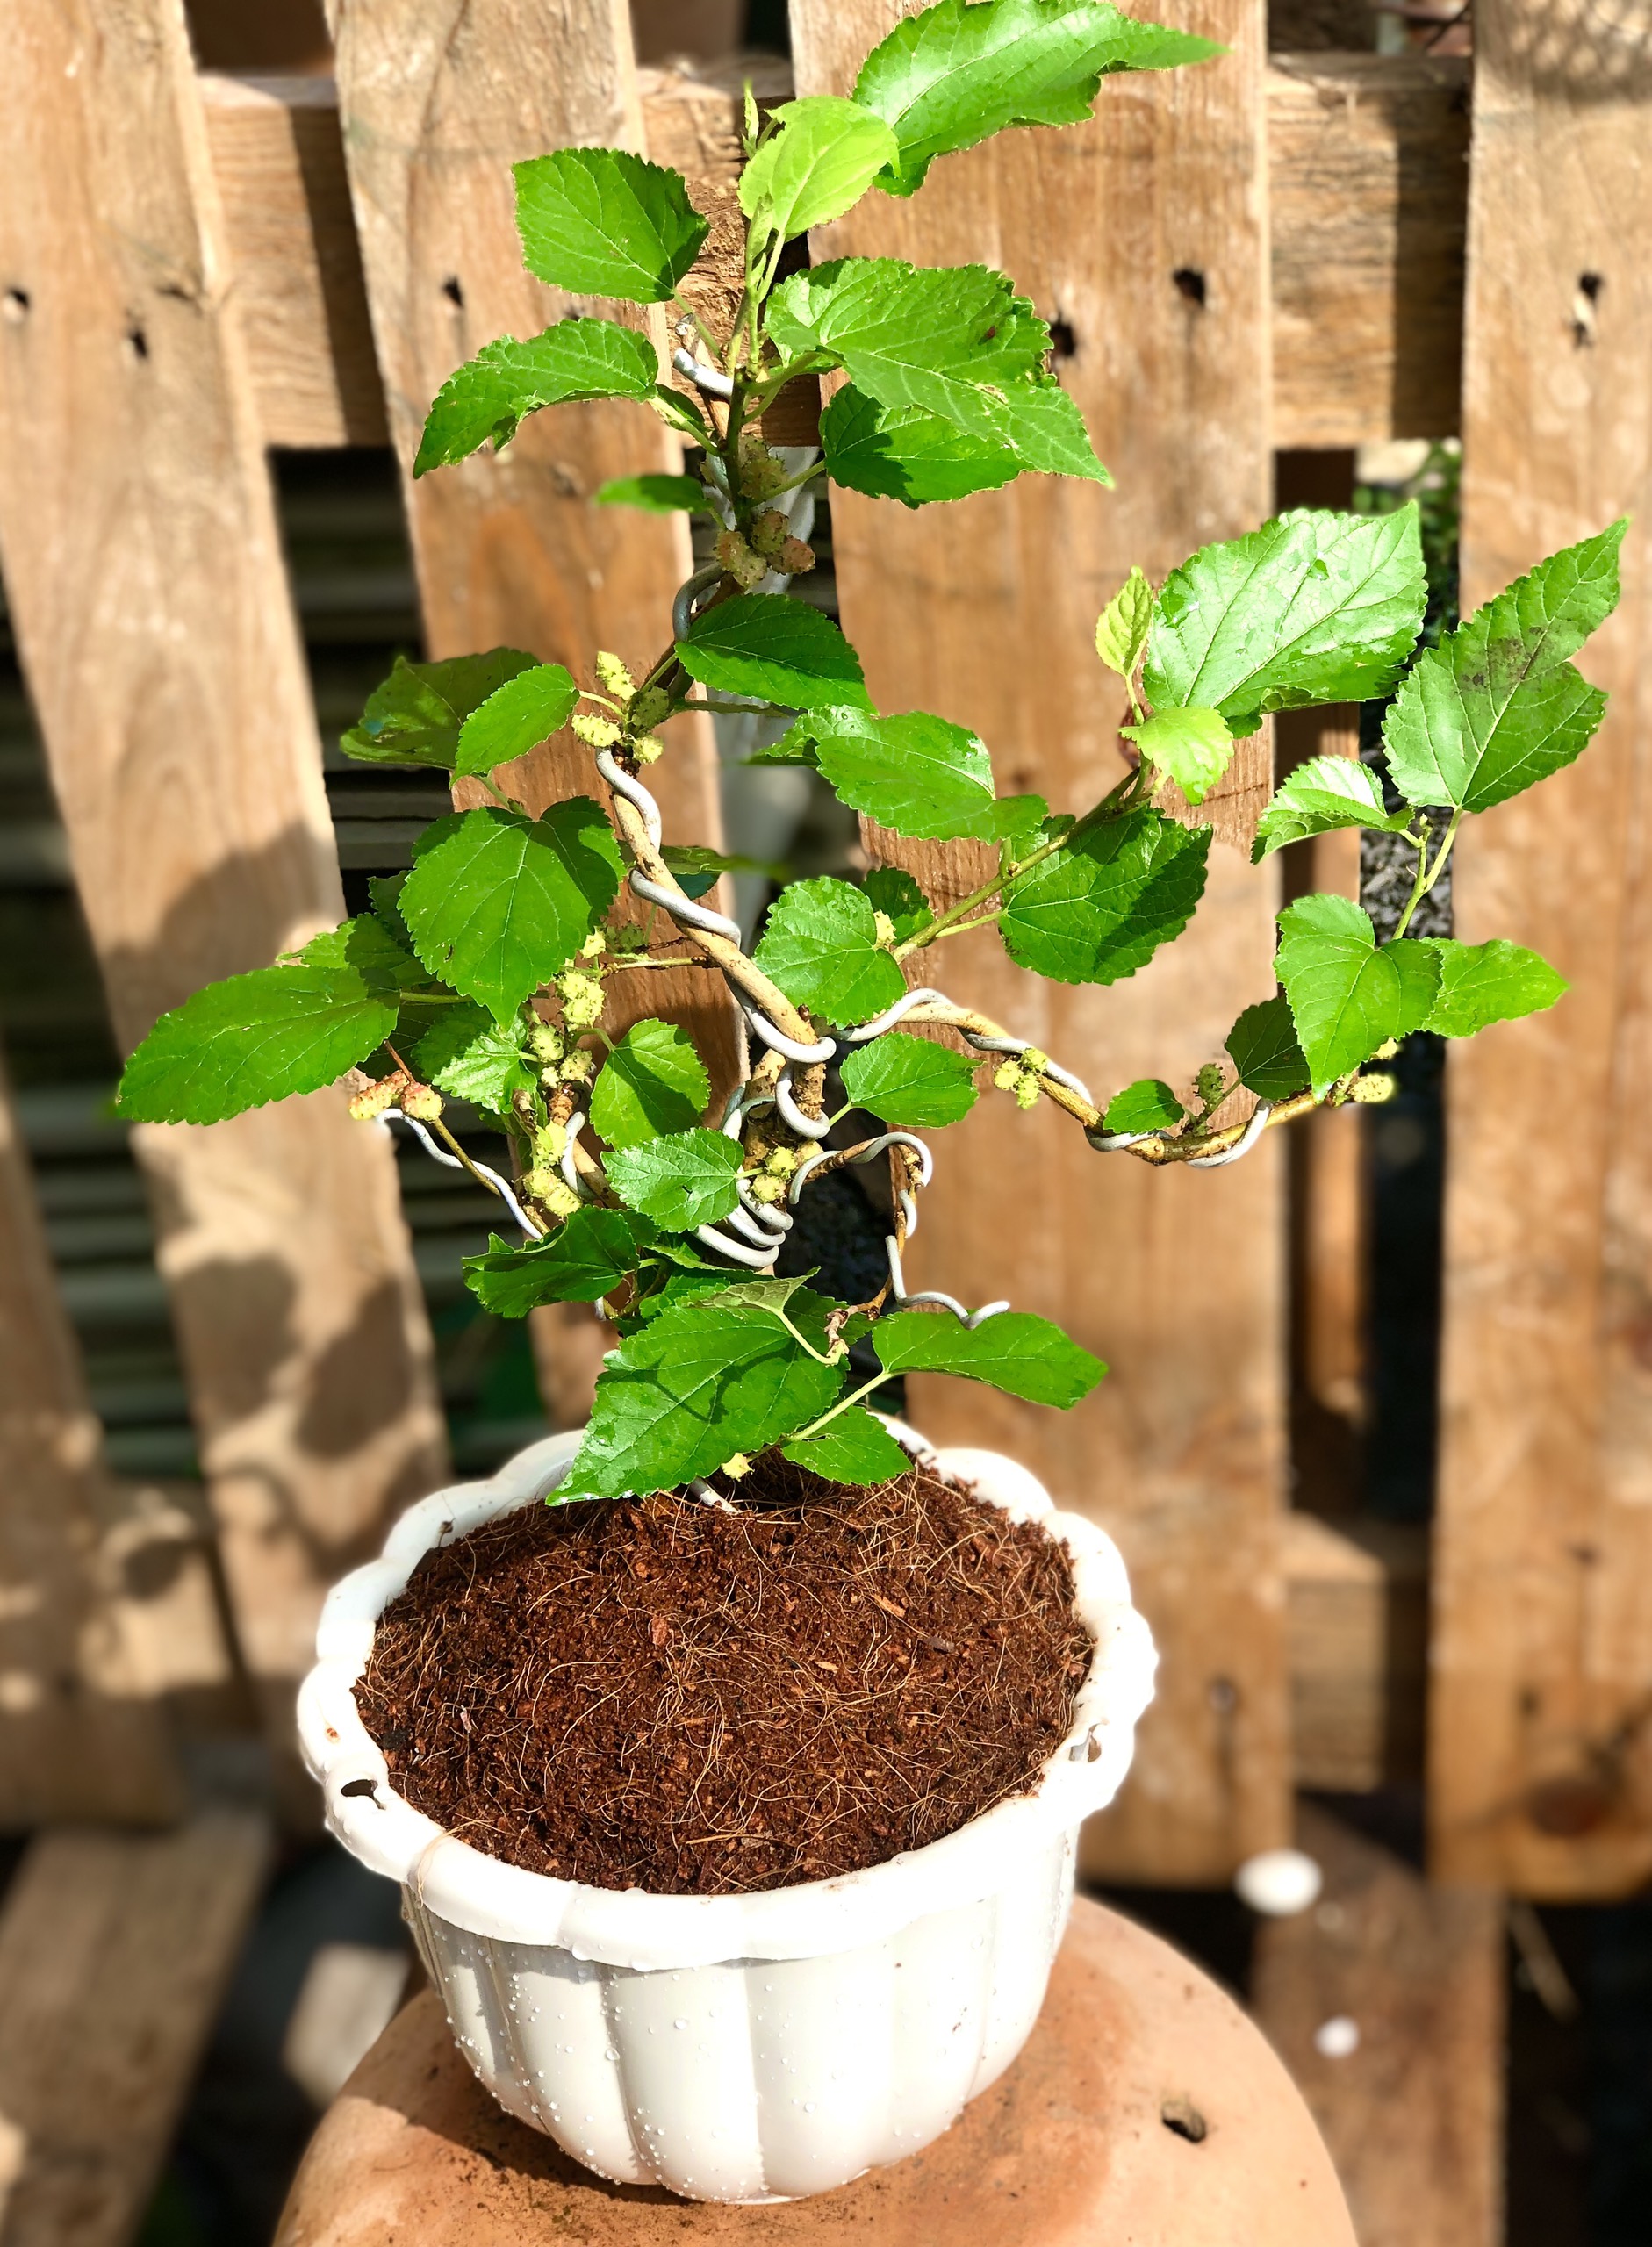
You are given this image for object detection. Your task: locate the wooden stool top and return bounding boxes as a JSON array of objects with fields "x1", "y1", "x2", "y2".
[{"x1": 277, "y1": 1896, "x2": 1354, "y2": 2245}]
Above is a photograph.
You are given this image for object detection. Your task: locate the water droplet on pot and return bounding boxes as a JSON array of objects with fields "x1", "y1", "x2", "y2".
[{"x1": 674, "y1": 2016, "x2": 688, "y2": 2028}]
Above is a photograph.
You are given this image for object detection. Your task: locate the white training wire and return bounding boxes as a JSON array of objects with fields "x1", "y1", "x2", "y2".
[{"x1": 379, "y1": 1109, "x2": 542, "y2": 1239}]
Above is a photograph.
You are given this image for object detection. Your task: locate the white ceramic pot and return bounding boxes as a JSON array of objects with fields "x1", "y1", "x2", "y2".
[{"x1": 298, "y1": 1424, "x2": 1155, "y2": 2203}]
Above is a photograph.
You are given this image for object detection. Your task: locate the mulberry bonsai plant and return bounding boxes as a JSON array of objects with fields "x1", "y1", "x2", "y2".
[{"x1": 122, "y1": 0, "x2": 1620, "y2": 2200}]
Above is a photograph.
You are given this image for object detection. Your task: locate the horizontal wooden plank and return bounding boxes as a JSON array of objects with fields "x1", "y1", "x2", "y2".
[
  {"x1": 0, "y1": 1811, "x2": 269, "y2": 2247},
  {"x1": 1284, "y1": 1513, "x2": 1428, "y2": 1791},
  {"x1": 1269, "y1": 53, "x2": 1470, "y2": 447},
  {"x1": 201, "y1": 57, "x2": 1469, "y2": 453}
]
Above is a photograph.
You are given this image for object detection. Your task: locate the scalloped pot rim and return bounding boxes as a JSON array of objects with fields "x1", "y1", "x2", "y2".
[{"x1": 297, "y1": 1420, "x2": 1157, "y2": 1971}]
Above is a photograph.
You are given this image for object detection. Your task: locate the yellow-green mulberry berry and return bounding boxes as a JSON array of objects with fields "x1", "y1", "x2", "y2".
[
  {"x1": 573, "y1": 713, "x2": 621, "y2": 748},
  {"x1": 558, "y1": 972, "x2": 604, "y2": 1030},
  {"x1": 527, "y1": 1171, "x2": 580, "y2": 1218},
  {"x1": 595, "y1": 650, "x2": 634, "y2": 698},
  {"x1": 402, "y1": 1082, "x2": 443, "y2": 1121}
]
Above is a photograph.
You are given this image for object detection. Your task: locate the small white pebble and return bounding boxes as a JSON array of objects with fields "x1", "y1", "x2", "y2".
[
  {"x1": 1314, "y1": 2015, "x2": 1361, "y2": 2059},
  {"x1": 1235, "y1": 1848, "x2": 1324, "y2": 1916}
]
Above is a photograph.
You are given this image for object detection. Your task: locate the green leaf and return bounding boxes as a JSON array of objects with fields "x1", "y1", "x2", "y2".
[
  {"x1": 984, "y1": 375, "x2": 1110, "y2": 483},
  {"x1": 341, "y1": 649, "x2": 540, "y2": 770},
  {"x1": 1418, "y1": 938, "x2": 1569, "y2": 1038},
  {"x1": 463, "y1": 1208, "x2": 658, "y2": 1317},
  {"x1": 819, "y1": 384, "x2": 1022, "y2": 506},
  {"x1": 115, "y1": 916, "x2": 418, "y2": 1125},
  {"x1": 854, "y1": 0, "x2": 1221, "y2": 196},
  {"x1": 413, "y1": 320, "x2": 659, "y2": 475},
  {"x1": 866, "y1": 865, "x2": 934, "y2": 944},
  {"x1": 1225, "y1": 994, "x2": 1311, "y2": 1101},
  {"x1": 871, "y1": 1309, "x2": 1105, "y2": 1406},
  {"x1": 1095, "y1": 565, "x2": 1153, "y2": 683},
  {"x1": 1380, "y1": 521, "x2": 1625, "y2": 812},
  {"x1": 779, "y1": 269, "x2": 1110, "y2": 481},
  {"x1": 783, "y1": 1407, "x2": 913, "y2": 1486},
  {"x1": 1252, "y1": 753, "x2": 1410, "y2": 862},
  {"x1": 513, "y1": 147, "x2": 707, "y2": 302},
  {"x1": 411, "y1": 1003, "x2": 536, "y2": 1114},
  {"x1": 399, "y1": 801, "x2": 622, "y2": 1020},
  {"x1": 766, "y1": 258, "x2": 1046, "y2": 440},
  {"x1": 752, "y1": 876, "x2": 908, "y2": 1025},
  {"x1": 1001, "y1": 808, "x2": 1210, "y2": 985},
  {"x1": 1102, "y1": 1077, "x2": 1184, "y2": 1132},
  {"x1": 605, "y1": 1128, "x2": 743, "y2": 1228},
  {"x1": 678, "y1": 592, "x2": 872, "y2": 711},
  {"x1": 594, "y1": 473, "x2": 710, "y2": 513},
  {"x1": 561, "y1": 1297, "x2": 844, "y2": 1497},
  {"x1": 1145, "y1": 506, "x2": 1427, "y2": 736},
  {"x1": 1121, "y1": 705, "x2": 1233, "y2": 806},
  {"x1": 1275, "y1": 894, "x2": 1441, "y2": 1095},
  {"x1": 739, "y1": 97, "x2": 900, "y2": 244},
  {"x1": 590, "y1": 1020, "x2": 710, "y2": 1150},
  {"x1": 795, "y1": 707, "x2": 997, "y2": 838},
  {"x1": 453, "y1": 663, "x2": 579, "y2": 779},
  {"x1": 840, "y1": 1030, "x2": 979, "y2": 1125}
]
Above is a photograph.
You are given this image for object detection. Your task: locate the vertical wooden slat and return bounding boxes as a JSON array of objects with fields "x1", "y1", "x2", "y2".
[
  {"x1": 0, "y1": 0, "x2": 449, "y2": 1799},
  {"x1": 789, "y1": 1, "x2": 1288, "y2": 1879},
  {"x1": 330, "y1": 0, "x2": 739, "y2": 1421},
  {"x1": 0, "y1": 1812, "x2": 269, "y2": 2247},
  {"x1": 0, "y1": 1051, "x2": 183, "y2": 1826},
  {"x1": 1430, "y1": 0, "x2": 1652, "y2": 1895},
  {"x1": 1252, "y1": 1804, "x2": 1505, "y2": 2247}
]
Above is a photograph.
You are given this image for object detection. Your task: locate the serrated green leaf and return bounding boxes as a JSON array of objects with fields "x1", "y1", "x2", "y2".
[
  {"x1": 1102, "y1": 1077, "x2": 1184, "y2": 1132},
  {"x1": 453, "y1": 663, "x2": 579, "y2": 779},
  {"x1": 1225, "y1": 993, "x2": 1311, "y2": 1101},
  {"x1": 800, "y1": 707, "x2": 998, "y2": 837},
  {"x1": 1001, "y1": 808, "x2": 1210, "y2": 985},
  {"x1": 819, "y1": 384, "x2": 1023, "y2": 506},
  {"x1": 413, "y1": 320, "x2": 659, "y2": 475},
  {"x1": 513, "y1": 147, "x2": 707, "y2": 302},
  {"x1": 752, "y1": 876, "x2": 908, "y2": 1025},
  {"x1": 1275, "y1": 894, "x2": 1441, "y2": 1095},
  {"x1": 855, "y1": 0, "x2": 1221, "y2": 196},
  {"x1": 1095, "y1": 565, "x2": 1153, "y2": 682},
  {"x1": 1380, "y1": 522, "x2": 1625, "y2": 812},
  {"x1": 1417, "y1": 938, "x2": 1569, "y2": 1038},
  {"x1": 678, "y1": 592, "x2": 872, "y2": 711},
  {"x1": 767, "y1": 257, "x2": 1042, "y2": 432},
  {"x1": 840, "y1": 1030, "x2": 979, "y2": 1125},
  {"x1": 1121, "y1": 705, "x2": 1233, "y2": 805},
  {"x1": 871, "y1": 1309, "x2": 1105, "y2": 1405},
  {"x1": 594, "y1": 473, "x2": 710, "y2": 513},
  {"x1": 1252, "y1": 753, "x2": 1410, "y2": 862},
  {"x1": 865, "y1": 865, "x2": 933, "y2": 944},
  {"x1": 367, "y1": 873, "x2": 415, "y2": 951},
  {"x1": 783, "y1": 1406, "x2": 913, "y2": 1486},
  {"x1": 411, "y1": 1003, "x2": 536, "y2": 1114},
  {"x1": 605, "y1": 1128, "x2": 743, "y2": 1228},
  {"x1": 115, "y1": 915, "x2": 419, "y2": 1125},
  {"x1": 1146, "y1": 506, "x2": 1427, "y2": 736},
  {"x1": 740, "y1": 97, "x2": 900, "y2": 245},
  {"x1": 778, "y1": 268, "x2": 1110, "y2": 481},
  {"x1": 590, "y1": 1020, "x2": 710, "y2": 1150},
  {"x1": 986, "y1": 375, "x2": 1110, "y2": 482},
  {"x1": 341, "y1": 649, "x2": 540, "y2": 770},
  {"x1": 463, "y1": 1208, "x2": 658, "y2": 1317},
  {"x1": 561, "y1": 1298, "x2": 844, "y2": 1497},
  {"x1": 399, "y1": 801, "x2": 621, "y2": 1020}
]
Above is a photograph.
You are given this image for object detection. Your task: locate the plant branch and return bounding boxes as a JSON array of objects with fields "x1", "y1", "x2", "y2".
[{"x1": 1392, "y1": 806, "x2": 1463, "y2": 938}]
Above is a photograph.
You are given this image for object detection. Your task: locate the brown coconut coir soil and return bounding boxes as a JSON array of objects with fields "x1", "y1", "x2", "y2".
[{"x1": 356, "y1": 1451, "x2": 1089, "y2": 1897}]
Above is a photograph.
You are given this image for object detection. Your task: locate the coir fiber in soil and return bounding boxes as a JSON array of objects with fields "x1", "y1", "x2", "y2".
[{"x1": 356, "y1": 1452, "x2": 1089, "y2": 1896}]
